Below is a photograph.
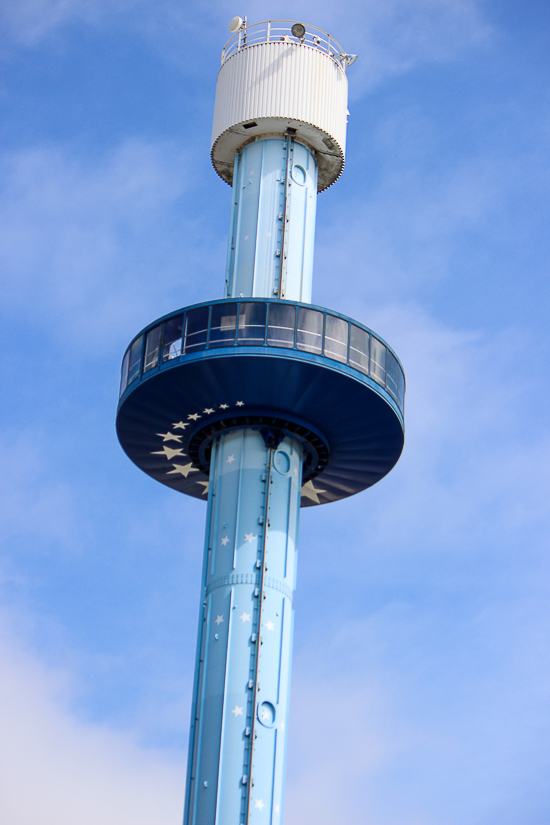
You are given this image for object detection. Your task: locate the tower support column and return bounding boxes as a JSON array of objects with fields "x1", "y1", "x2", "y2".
[
  {"x1": 225, "y1": 137, "x2": 318, "y2": 302},
  {"x1": 184, "y1": 428, "x2": 302, "y2": 825}
]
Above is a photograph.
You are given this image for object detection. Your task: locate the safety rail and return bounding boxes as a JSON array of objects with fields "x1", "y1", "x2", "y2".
[
  {"x1": 221, "y1": 20, "x2": 348, "y2": 71},
  {"x1": 119, "y1": 300, "x2": 405, "y2": 414}
]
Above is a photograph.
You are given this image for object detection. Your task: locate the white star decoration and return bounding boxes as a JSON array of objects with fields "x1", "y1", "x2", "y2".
[
  {"x1": 275, "y1": 804, "x2": 280, "y2": 814},
  {"x1": 156, "y1": 431, "x2": 182, "y2": 443},
  {"x1": 221, "y1": 536, "x2": 229, "y2": 546},
  {"x1": 255, "y1": 799, "x2": 265, "y2": 810},
  {"x1": 239, "y1": 612, "x2": 251, "y2": 623},
  {"x1": 187, "y1": 413, "x2": 201, "y2": 421},
  {"x1": 231, "y1": 705, "x2": 243, "y2": 717},
  {"x1": 151, "y1": 446, "x2": 185, "y2": 460},
  {"x1": 172, "y1": 421, "x2": 188, "y2": 429},
  {"x1": 215, "y1": 615, "x2": 224, "y2": 625},
  {"x1": 219, "y1": 404, "x2": 229, "y2": 409},
  {"x1": 244, "y1": 532, "x2": 256, "y2": 543},
  {"x1": 301, "y1": 480, "x2": 326, "y2": 504},
  {"x1": 264, "y1": 620, "x2": 275, "y2": 631},
  {"x1": 226, "y1": 454, "x2": 235, "y2": 464},
  {"x1": 203, "y1": 407, "x2": 215, "y2": 414},
  {"x1": 261, "y1": 708, "x2": 270, "y2": 720},
  {"x1": 198, "y1": 481, "x2": 209, "y2": 495},
  {"x1": 236, "y1": 401, "x2": 244, "y2": 407},
  {"x1": 167, "y1": 463, "x2": 198, "y2": 478}
]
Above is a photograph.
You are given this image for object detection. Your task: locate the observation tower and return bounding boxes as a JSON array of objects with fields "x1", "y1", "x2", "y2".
[{"x1": 116, "y1": 18, "x2": 405, "y2": 825}]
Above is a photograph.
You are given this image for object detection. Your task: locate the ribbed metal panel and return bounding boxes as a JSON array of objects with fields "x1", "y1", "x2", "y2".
[{"x1": 211, "y1": 42, "x2": 348, "y2": 191}]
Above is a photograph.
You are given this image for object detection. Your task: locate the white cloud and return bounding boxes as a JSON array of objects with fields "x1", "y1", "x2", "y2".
[
  {"x1": 0, "y1": 610, "x2": 185, "y2": 825},
  {"x1": 0, "y1": 140, "x2": 218, "y2": 352}
]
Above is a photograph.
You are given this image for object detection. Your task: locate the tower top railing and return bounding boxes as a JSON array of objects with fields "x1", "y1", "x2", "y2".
[{"x1": 221, "y1": 20, "x2": 349, "y2": 71}]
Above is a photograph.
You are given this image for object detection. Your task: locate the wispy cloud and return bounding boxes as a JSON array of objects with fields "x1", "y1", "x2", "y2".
[{"x1": 0, "y1": 609, "x2": 185, "y2": 824}]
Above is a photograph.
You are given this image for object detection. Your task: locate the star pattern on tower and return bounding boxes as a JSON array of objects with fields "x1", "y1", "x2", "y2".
[
  {"x1": 215, "y1": 615, "x2": 224, "y2": 625},
  {"x1": 231, "y1": 705, "x2": 243, "y2": 717},
  {"x1": 156, "y1": 431, "x2": 182, "y2": 442},
  {"x1": 221, "y1": 536, "x2": 229, "y2": 546},
  {"x1": 167, "y1": 463, "x2": 198, "y2": 477},
  {"x1": 244, "y1": 532, "x2": 256, "y2": 543},
  {"x1": 239, "y1": 612, "x2": 251, "y2": 623},
  {"x1": 301, "y1": 479, "x2": 326, "y2": 504},
  {"x1": 152, "y1": 445, "x2": 185, "y2": 460}
]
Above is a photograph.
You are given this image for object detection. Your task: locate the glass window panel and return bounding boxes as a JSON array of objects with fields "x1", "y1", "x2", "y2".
[
  {"x1": 185, "y1": 306, "x2": 209, "y2": 352},
  {"x1": 397, "y1": 367, "x2": 405, "y2": 412},
  {"x1": 296, "y1": 308, "x2": 323, "y2": 354},
  {"x1": 237, "y1": 303, "x2": 266, "y2": 345},
  {"x1": 324, "y1": 315, "x2": 348, "y2": 363},
  {"x1": 119, "y1": 349, "x2": 130, "y2": 397},
  {"x1": 209, "y1": 303, "x2": 237, "y2": 347},
  {"x1": 162, "y1": 315, "x2": 183, "y2": 362},
  {"x1": 370, "y1": 337, "x2": 386, "y2": 386},
  {"x1": 143, "y1": 325, "x2": 161, "y2": 372},
  {"x1": 385, "y1": 350, "x2": 399, "y2": 401},
  {"x1": 349, "y1": 325, "x2": 370, "y2": 375},
  {"x1": 267, "y1": 303, "x2": 295, "y2": 348},
  {"x1": 128, "y1": 336, "x2": 143, "y2": 385}
]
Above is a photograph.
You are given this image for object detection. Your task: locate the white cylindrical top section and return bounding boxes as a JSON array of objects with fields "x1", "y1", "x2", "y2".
[{"x1": 211, "y1": 22, "x2": 350, "y2": 192}]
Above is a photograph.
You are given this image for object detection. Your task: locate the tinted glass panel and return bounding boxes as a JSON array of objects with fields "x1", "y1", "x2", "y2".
[
  {"x1": 349, "y1": 325, "x2": 370, "y2": 375},
  {"x1": 128, "y1": 336, "x2": 143, "y2": 385},
  {"x1": 296, "y1": 308, "x2": 323, "y2": 354},
  {"x1": 185, "y1": 306, "x2": 209, "y2": 353},
  {"x1": 209, "y1": 303, "x2": 237, "y2": 347},
  {"x1": 120, "y1": 349, "x2": 130, "y2": 397},
  {"x1": 385, "y1": 350, "x2": 399, "y2": 401},
  {"x1": 162, "y1": 315, "x2": 183, "y2": 362},
  {"x1": 397, "y1": 368, "x2": 405, "y2": 412},
  {"x1": 370, "y1": 337, "x2": 386, "y2": 386},
  {"x1": 267, "y1": 303, "x2": 295, "y2": 348},
  {"x1": 324, "y1": 315, "x2": 348, "y2": 363},
  {"x1": 238, "y1": 303, "x2": 266, "y2": 345},
  {"x1": 143, "y1": 325, "x2": 161, "y2": 372}
]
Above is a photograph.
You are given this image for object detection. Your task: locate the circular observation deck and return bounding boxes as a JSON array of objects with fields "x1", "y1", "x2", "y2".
[{"x1": 116, "y1": 299, "x2": 405, "y2": 507}]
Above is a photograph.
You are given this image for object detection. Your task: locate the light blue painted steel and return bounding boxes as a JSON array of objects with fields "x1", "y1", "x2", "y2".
[
  {"x1": 184, "y1": 429, "x2": 302, "y2": 824},
  {"x1": 225, "y1": 138, "x2": 318, "y2": 303}
]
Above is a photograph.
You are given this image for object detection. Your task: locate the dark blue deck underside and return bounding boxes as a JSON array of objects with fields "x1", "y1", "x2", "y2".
[{"x1": 116, "y1": 347, "x2": 405, "y2": 507}]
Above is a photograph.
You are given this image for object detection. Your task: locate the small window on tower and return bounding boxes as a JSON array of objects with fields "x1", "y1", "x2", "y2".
[
  {"x1": 185, "y1": 306, "x2": 210, "y2": 353},
  {"x1": 127, "y1": 336, "x2": 143, "y2": 385},
  {"x1": 370, "y1": 337, "x2": 386, "y2": 386},
  {"x1": 267, "y1": 303, "x2": 295, "y2": 348},
  {"x1": 210, "y1": 303, "x2": 237, "y2": 347},
  {"x1": 296, "y1": 308, "x2": 323, "y2": 354},
  {"x1": 238, "y1": 303, "x2": 267, "y2": 345},
  {"x1": 349, "y1": 325, "x2": 370, "y2": 375},
  {"x1": 162, "y1": 315, "x2": 183, "y2": 362},
  {"x1": 324, "y1": 315, "x2": 348, "y2": 363},
  {"x1": 143, "y1": 325, "x2": 161, "y2": 372}
]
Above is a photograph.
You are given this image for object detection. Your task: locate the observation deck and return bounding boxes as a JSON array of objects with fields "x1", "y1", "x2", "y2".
[{"x1": 116, "y1": 299, "x2": 405, "y2": 507}]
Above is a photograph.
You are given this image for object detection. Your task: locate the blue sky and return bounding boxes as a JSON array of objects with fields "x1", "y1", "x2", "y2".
[{"x1": 1, "y1": 1, "x2": 549, "y2": 823}]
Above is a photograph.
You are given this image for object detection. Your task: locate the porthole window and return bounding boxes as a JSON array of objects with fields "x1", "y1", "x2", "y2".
[{"x1": 291, "y1": 165, "x2": 306, "y2": 185}]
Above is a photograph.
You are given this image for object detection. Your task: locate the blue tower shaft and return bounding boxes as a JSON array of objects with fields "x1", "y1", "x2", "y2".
[{"x1": 184, "y1": 137, "x2": 316, "y2": 824}]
